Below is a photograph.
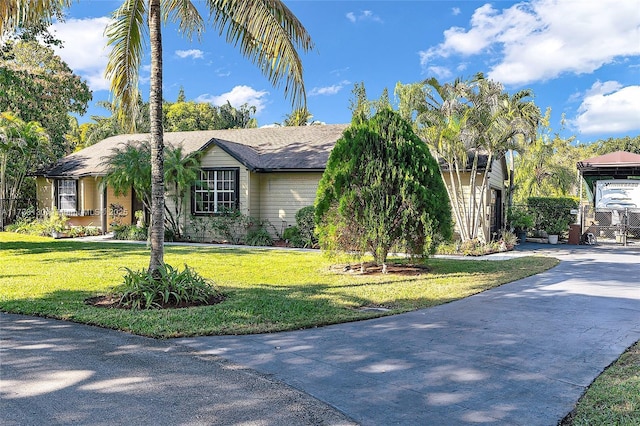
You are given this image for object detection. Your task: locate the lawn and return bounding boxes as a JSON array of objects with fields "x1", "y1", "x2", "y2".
[
  {"x1": 562, "y1": 341, "x2": 639, "y2": 425},
  {"x1": 0, "y1": 232, "x2": 558, "y2": 338}
]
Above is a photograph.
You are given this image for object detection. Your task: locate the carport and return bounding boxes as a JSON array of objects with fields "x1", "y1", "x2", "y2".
[{"x1": 577, "y1": 150, "x2": 640, "y2": 245}]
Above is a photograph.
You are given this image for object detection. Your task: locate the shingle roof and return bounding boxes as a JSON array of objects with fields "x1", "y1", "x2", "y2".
[
  {"x1": 38, "y1": 124, "x2": 349, "y2": 178},
  {"x1": 578, "y1": 150, "x2": 640, "y2": 168}
]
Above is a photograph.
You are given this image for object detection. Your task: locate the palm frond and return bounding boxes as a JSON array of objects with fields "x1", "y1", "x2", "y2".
[
  {"x1": 205, "y1": 0, "x2": 314, "y2": 108},
  {"x1": 0, "y1": 0, "x2": 71, "y2": 36},
  {"x1": 162, "y1": 0, "x2": 203, "y2": 39},
  {"x1": 105, "y1": 0, "x2": 148, "y2": 132}
]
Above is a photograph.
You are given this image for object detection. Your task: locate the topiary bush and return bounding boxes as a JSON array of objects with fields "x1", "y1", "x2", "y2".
[{"x1": 315, "y1": 109, "x2": 452, "y2": 271}]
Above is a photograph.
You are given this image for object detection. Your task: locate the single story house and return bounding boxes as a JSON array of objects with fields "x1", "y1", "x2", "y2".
[
  {"x1": 35, "y1": 124, "x2": 507, "y2": 241},
  {"x1": 36, "y1": 124, "x2": 348, "y2": 237}
]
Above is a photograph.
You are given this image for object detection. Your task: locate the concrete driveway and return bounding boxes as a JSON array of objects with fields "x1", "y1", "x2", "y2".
[
  {"x1": 2, "y1": 243, "x2": 639, "y2": 425},
  {"x1": 176, "y1": 244, "x2": 640, "y2": 425}
]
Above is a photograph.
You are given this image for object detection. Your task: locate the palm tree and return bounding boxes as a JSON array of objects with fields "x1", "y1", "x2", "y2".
[
  {"x1": 3, "y1": 0, "x2": 312, "y2": 276},
  {"x1": 282, "y1": 107, "x2": 314, "y2": 126},
  {"x1": 0, "y1": 112, "x2": 51, "y2": 229},
  {"x1": 103, "y1": 0, "x2": 313, "y2": 275}
]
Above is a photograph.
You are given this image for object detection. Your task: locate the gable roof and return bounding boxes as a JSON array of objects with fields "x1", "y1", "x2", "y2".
[{"x1": 37, "y1": 124, "x2": 350, "y2": 178}]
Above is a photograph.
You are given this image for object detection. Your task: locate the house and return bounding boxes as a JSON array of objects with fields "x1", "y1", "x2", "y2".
[
  {"x1": 35, "y1": 124, "x2": 348, "y2": 237},
  {"x1": 438, "y1": 152, "x2": 508, "y2": 242},
  {"x1": 35, "y1": 124, "x2": 507, "y2": 241}
]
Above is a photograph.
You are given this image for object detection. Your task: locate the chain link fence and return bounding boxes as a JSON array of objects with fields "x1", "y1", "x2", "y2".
[{"x1": 581, "y1": 206, "x2": 640, "y2": 246}]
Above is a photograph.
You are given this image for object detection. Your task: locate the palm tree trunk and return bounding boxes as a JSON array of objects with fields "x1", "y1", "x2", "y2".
[{"x1": 148, "y1": 0, "x2": 164, "y2": 275}]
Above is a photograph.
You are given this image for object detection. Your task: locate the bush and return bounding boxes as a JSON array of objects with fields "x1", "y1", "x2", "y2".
[
  {"x1": 5, "y1": 208, "x2": 69, "y2": 236},
  {"x1": 527, "y1": 197, "x2": 578, "y2": 235},
  {"x1": 112, "y1": 225, "x2": 148, "y2": 241},
  {"x1": 245, "y1": 227, "x2": 273, "y2": 246},
  {"x1": 283, "y1": 226, "x2": 305, "y2": 247},
  {"x1": 295, "y1": 206, "x2": 317, "y2": 248},
  {"x1": 112, "y1": 263, "x2": 222, "y2": 310},
  {"x1": 315, "y1": 109, "x2": 451, "y2": 269}
]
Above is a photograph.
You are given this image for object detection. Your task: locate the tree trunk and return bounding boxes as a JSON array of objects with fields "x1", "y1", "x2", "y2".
[{"x1": 148, "y1": 0, "x2": 165, "y2": 276}]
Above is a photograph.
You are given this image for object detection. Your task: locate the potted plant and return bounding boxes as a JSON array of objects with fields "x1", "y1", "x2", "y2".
[
  {"x1": 507, "y1": 207, "x2": 534, "y2": 243},
  {"x1": 546, "y1": 218, "x2": 568, "y2": 245}
]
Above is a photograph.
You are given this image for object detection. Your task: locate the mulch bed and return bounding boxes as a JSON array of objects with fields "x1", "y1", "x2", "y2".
[{"x1": 330, "y1": 261, "x2": 431, "y2": 276}]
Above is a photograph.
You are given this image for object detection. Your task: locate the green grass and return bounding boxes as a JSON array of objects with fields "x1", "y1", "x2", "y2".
[
  {"x1": 0, "y1": 232, "x2": 558, "y2": 338},
  {"x1": 562, "y1": 341, "x2": 640, "y2": 425}
]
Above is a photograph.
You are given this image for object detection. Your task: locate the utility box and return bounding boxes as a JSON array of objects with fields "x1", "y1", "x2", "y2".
[{"x1": 568, "y1": 224, "x2": 581, "y2": 245}]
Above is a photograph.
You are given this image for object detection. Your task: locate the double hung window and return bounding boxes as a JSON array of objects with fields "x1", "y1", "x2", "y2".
[{"x1": 57, "y1": 179, "x2": 77, "y2": 213}]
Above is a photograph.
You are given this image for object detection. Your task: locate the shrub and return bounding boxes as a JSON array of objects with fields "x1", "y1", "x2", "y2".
[
  {"x1": 295, "y1": 206, "x2": 317, "y2": 248},
  {"x1": 527, "y1": 197, "x2": 578, "y2": 234},
  {"x1": 112, "y1": 225, "x2": 148, "y2": 241},
  {"x1": 245, "y1": 227, "x2": 273, "y2": 246},
  {"x1": 112, "y1": 263, "x2": 222, "y2": 310},
  {"x1": 283, "y1": 226, "x2": 305, "y2": 248},
  {"x1": 315, "y1": 109, "x2": 451, "y2": 270}
]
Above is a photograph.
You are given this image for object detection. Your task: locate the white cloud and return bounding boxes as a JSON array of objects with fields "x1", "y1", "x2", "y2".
[
  {"x1": 345, "y1": 10, "x2": 383, "y2": 24},
  {"x1": 420, "y1": 0, "x2": 640, "y2": 85},
  {"x1": 175, "y1": 49, "x2": 204, "y2": 59},
  {"x1": 452, "y1": 7, "x2": 461, "y2": 16},
  {"x1": 572, "y1": 82, "x2": 640, "y2": 134},
  {"x1": 309, "y1": 80, "x2": 351, "y2": 96},
  {"x1": 427, "y1": 66, "x2": 452, "y2": 80},
  {"x1": 195, "y1": 85, "x2": 269, "y2": 113},
  {"x1": 50, "y1": 17, "x2": 112, "y2": 91}
]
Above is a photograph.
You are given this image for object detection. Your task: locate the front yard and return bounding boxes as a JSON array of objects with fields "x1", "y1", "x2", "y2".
[{"x1": 0, "y1": 232, "x2": 557, "y2": 338}]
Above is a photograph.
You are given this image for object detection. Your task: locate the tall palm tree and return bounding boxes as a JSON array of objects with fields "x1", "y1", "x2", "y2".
[
  {"x1": 3, "y1": 1, "x2": 313, "y2": 276},
  {"x1": 104, "y1": 0, "x2": 313, "y2": 275}
]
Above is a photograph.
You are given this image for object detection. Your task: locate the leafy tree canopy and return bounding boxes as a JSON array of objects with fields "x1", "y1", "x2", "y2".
[
  {"x1": 0, "y1": 39, "x2": 92, "y2": 158},
  {"x1": 315, "y1": 109, "x2": 452, "y2": 271}
]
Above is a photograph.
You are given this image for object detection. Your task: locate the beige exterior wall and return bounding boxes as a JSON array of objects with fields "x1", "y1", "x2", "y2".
[
  {"x1": 441, "y1": 159, "x2": 506, "y2": 241},
  {"x1": 258, "y1": 172, "x2": 321, "y2": 236},
  {"x1": 35, "y1": 176, "x2": 135, "y2": 231}
]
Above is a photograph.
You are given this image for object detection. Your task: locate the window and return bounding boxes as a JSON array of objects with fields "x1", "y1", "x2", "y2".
[
  {"x1": 57, "y1": 180, "x2": 77, "y2": 213},
  {"x1": 192, "y1": 168, "x2": 239, "y2": 214}
]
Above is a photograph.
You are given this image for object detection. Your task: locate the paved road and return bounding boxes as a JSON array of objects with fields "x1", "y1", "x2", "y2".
[
  {"x1": 0, "y1": 315, "x2": 356, "y2": 425},
  {"x1": 2, "y1": 243, "x2": 639, "y2": 425},
  {"x1": 177, "y1": 244, "x2": 640, "y2": 425}
]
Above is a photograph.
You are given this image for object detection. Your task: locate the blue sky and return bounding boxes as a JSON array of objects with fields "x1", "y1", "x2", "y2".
[{"x1": 50, "y1": 0, "x2": 640, "y2": 144}]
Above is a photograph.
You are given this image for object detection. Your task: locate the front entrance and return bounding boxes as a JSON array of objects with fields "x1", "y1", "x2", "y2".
[{"x1": 490, "y1": 189, "x2": 503, "y2": 238}]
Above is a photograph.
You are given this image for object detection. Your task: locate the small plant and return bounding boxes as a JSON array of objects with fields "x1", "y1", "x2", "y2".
[
  {"x1": 283, "y1": 226, "x2": 305, "y2": 247},
  {"x1": 500, "y1": 230, "x2": 517, "y2": 249},
  {"x1": 111, "y1": 263, "x2": 223, "y2": 310},
  {"x1": 112, "y1": 224, "x2": 148, "y2": 241},
  {"x1": 245, "y1": 227, "x2": 274, "y2": 246},
  {"x1": 507, "y1": 207, "x2": 534, "y2": 232},
  {"x1": 547, "y1": 217, "x2": 569, "y2": 236}
]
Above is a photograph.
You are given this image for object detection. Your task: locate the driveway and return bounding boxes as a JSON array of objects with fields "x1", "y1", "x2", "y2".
[
  {"x1": 2, "y1": 244, "x2": 639, "y2": 425},
  {"x1": 176, "y1": 244, "x2": 640, "y2": 425}
]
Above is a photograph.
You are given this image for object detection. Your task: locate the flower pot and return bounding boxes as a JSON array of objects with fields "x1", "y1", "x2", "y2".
[
  {"x1": 517, "y1": 231, "x2": 527, "y2": 243},
  {"x1": 548, "y1": 234, "x2": 559, "y2": 245}
]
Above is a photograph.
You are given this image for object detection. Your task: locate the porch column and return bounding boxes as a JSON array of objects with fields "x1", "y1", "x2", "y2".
[{"x1": 100, "y1": 182, "x2": 108, "y2": 234}]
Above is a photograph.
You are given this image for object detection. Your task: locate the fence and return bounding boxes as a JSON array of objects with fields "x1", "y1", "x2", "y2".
[{"x1": 581, "y1": 206, "x2": 640, "y2": 246}]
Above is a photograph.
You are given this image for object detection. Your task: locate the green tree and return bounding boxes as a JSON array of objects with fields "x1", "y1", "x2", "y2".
[
  {"x1": 512, "y1": 109, "x2": 579, "y2": 203},
  {"x1": 0, "y1": 39, "x2": 91, "y2": 157},
  {"x1": 315, "y1": 109, "x2": 452, "y2": 273},
  {"x1": 591, "y1": 135, "x2": 640, "y2": 155},
  {"x1": 101, "y1": 0, "x2": 313, "y2": 275},
  {"x1": 396, "y1": 75, "x2": 540, "y2": 241},
  {"x1": 164, "y1": 144, "x2": 201, "y2": 240},
  {"x1": 0, "y1": 111, "x2": 52, "y2": 229},
  {"x1": 101, "y1": 140, "x2": 153, "y2": 218}
]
